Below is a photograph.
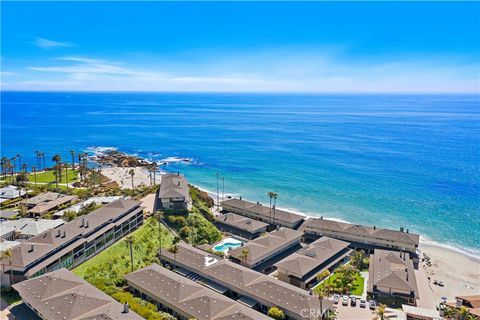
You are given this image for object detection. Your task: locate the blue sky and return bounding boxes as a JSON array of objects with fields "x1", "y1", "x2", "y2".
[{"x1": 2, "y1": 1, "x2": 479, "y2": 93}]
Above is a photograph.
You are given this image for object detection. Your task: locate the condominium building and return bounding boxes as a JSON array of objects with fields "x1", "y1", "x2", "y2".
[
  {"x1": 125, "y1": 264, "x2": 271, "y2": 320},
  {"x1": 161, "y1": 242, "x2": 332, "y2": 320},
  {"x1": 228, "y1": 227, "x2": 303, "y2": 270},
  {"x1": 275, "y1": 237, "x2": 352, "y2": 289},
  {"x1": 368, "y1": 249, "x2": 419, "y2": 305},
  {"x1": 221, "y1": 198, "x2": 305, "y2": 229},
  {"x1": 158, "y1": 173, "x2": 191, "y2": 210},
  {"x1": 214, "y1": 212, "x2": 268, "y2": 239},
  {"x1": 0, "y1": 198, "x2": 143, "y2": 286},
  {"x1": 299, "y1": 217, "x2": 420, "y2": 254},
  {"x1": 0, "y1": 218, "x2": 65, "y2": 241},
  {"x1": 13, "y1": 268, "x2": 142, "y2": 319}
]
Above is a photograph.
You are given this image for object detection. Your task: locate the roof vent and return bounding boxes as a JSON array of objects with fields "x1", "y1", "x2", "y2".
[
  {"x1": 80, "y1": 218, "x2": 85, "y2": 228},
  {"x1": 85, "y1": 220, "x2": 89, "y2": 228},
  {"x1": 246, "y1": 220, "x2": 251, "y2": 225},
  {"x1": 239, "y1": 196, "x2": 242, "y2": 200},
  {"x1": 373, "y1": 226, "x2": 376, "y2": 230},
  {"x1": 29, "y1": 244, "x2": 34, "y2": 252},
  {"x1": 62, "y1": 230, "x2": 66, "y2": 238},
  {"x1": 406, "y1": 229, "x2": 409, "y2": 233},
  {"x1": 56, "y1": 229, "x2": 61, "y2": 237}
]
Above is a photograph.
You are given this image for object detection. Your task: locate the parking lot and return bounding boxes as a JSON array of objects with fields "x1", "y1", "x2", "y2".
[{"x1": 330, "y1": 296, "x2": 406, "y2": 320}]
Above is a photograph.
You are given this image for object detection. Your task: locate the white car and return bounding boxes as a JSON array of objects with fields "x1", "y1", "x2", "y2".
[
  {"x1": 359, "y1": 299, "x2": 367, "y2": 308},
  {"x1": 342, "y1": 295, "x2": 349, "y2": 306},
  {"x1": 369, "y1": 300, "x2": 377, "y2": 310},
  {"x1": 333, "y1": 294, "x2": 340, "y2": 304}
]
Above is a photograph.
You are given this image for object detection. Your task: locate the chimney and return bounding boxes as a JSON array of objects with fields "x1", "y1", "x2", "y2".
[
  {"x1": 57, "y1": 229, "x2": 61, "y2": 237},
  {"x1": 321, "y1": 216, "x2": 323, "y2": 219},
  {"x1": 85, "y1": 220, "x2": 89, "y2": 228},
  {"x1": 406, "y1": 269, "x2": 409, "y2": 281},
  {"x1": 30, "y1": 244, "x2": 34, "y2": 252},
  {"x1": 81, "y1": 218, "x2": 85, "y2": 227},
  {"x1": 62, "y1": 230, "x2": 66, "y2": 238},
  {"x1": 407, "y1": 229, "x2": 409, "y2": 233},
  {"x1": 400, "y1": 227, "x2": 404, "y2": 232},
  {"x1": 239, "y1": 196, "x2": 242, "y2": 200},
  {"x1": 373, "y1": 226, "x2": 376, "y2": 230},
  {"x1": 177, "y1": 171, "x2": 180, "y2": 176},
  {"x1": 123, "y1": 303, "x2": 129, "y2": 313}
]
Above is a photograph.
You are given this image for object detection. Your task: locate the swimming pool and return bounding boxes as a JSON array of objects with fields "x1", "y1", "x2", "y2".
[{"x1": 213, "y1": 238, "x2": 243, "y2": 253}]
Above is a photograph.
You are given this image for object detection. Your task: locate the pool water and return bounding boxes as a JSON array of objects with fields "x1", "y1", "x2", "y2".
[{"x1": 213, "y1": 238, "x2": 243, "y2": 253}]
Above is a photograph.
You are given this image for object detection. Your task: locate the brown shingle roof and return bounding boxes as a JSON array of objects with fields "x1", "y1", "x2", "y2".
[
  {"x1": 12, "y1": 268, "x2": 142, "y2": 319},
  {"x1": 228, "y1": 228, "x2": 302, "y2": 265},
  {"x1": 124, "y1": 263, "x2": 270, "y2": 320},
  {"x1": 1, "y1": 198, "x2": 142, "y2": 271},
  {"x1": 221, "y1": 198, "x2": 304, "y2": 225},
  {"x1": 274, "y1": 237, "x2": 351, "y2": 279},
  {"x1": 368, "y1": 249, "x2": 418, "y2": 297},
  {"x1": 161, "y1": 242, "x2": 332, "y2": 319},
  {"x1": 159, "y1": 173, "x2": 190, "y2": 199},
  {"x1": 215, "y1": 212, "x2": 268, "y2": 233},
  {"x1": 299, "y1": 218, "x2": 420, "y2": 247},
  {"x1": 28, "y1": 195, "x2": 78, "y2": 215}
]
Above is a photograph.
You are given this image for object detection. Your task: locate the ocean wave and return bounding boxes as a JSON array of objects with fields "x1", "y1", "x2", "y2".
[{"x1": 84, "y1": 146, "x2": 118, "y2": 156}]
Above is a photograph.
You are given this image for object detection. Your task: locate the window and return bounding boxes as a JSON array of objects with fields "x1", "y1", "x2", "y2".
[{"x1": 85, "y1": 245, "x2": 95, "y2": 257}]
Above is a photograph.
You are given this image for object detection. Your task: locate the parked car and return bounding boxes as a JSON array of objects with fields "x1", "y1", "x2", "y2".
[
  {"x1": 350, "y1": 297, "x2": 357, "y2": 306},
  {"x1": 333, "y1": 294, "x2": 340, "y2": 304},
  {"x1": 369, "y1": 300, "x2": 377, "y2": 310},
  {"x1": 359, "y1": 299, "x2": 367, "y2": 308},
  {"x1": 342, "y1": 295, "x2": 349, "y2": 306}
]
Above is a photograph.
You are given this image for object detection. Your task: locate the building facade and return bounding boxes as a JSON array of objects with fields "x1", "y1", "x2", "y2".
[
  {"x1": 0, "y1": 198, "x2": 144, "y2": 286},
  {"x1": 158, "y1": 173, "x2": 191, "y2": 210}
]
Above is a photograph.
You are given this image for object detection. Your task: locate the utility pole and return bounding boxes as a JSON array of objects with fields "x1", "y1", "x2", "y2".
[
  {"x1": 222, "y1": 176, "x2": 225, "y2": 202},
  {"x1": 216, "y1": 172, "x2": 219, "y2": 210}
]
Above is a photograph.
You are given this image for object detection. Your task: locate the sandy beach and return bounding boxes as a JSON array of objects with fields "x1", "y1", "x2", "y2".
[
  {"x1": 99, "y1": 165, "x2": 480, "y2": 304},
  {"x1": 101, "y1": 166, "x2": 161, "y2": 189},
  {"x1": 420, "y1": 242, "x2": 480, "y2": 303}
]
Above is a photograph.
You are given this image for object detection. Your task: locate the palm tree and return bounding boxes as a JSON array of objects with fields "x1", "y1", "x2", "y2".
[
  {"x1": 459, "y1": 306, "x2": 472, "y2": 320},
  {"x1": 443, "y1": 307, "x2": 458, "y2": 320},
  {"x1": 156, "y1": 211, "x2": 164, "y2": 260},
  {"x1": 41, "y1": 152, "x2": 46, "y2": 170},
  {"x1": 169, "y1": 243, "x2": 179, "y2": 261},
  {"x1": 128, "y1": 169, "x2": 135, "y2": 191},
  {"x1": 1, "y1": 248, "x2": 14, "y2": 286},
  {"x1": 1, "y1": 157, "x2": 10, "y2": 179},
  {"x1": 271, "y1": 192, "x2": 278, "y2": 225},
  {"x1": 70, "y1": 150, "x2": 76, "y2": 171},
  {"x1": 64, "y1": 163, "x2": 69, "y2": 188},
  {"x1": 126, "y1": 235, "x2": 134, "y2": 272},
  {"x1": 32, "y1": 166, "x2": 37, "y2": 186},
  {"x1": 152, "y1": 162, "x2": 157, "y2": 185},
  {"x1": 35, "y1": 151, "x2": 41, "y2": 169},
  {"x1": 52, "y1": 154, "x2": 62, "y2": 187},
  {"x1": 239, "y1": 248, "x2": 249, "y2": 265},
  {"x1": 268, "y1": 191, "x2": 275, "y2": 223},
  {"x1": 16, "y1": 154, "x2": 21, "y2": 172},
  {"x1": 313, "y1": 285, "x2": 327, "y2": 320},
  {"x1": 373, "y1": 304, "x2": 386, "y2": 320},
  {"x1": 317, "y1": 269, "x2": 331, "y2": 283},
  {"x1": 11, "y1": 156, "x2": 16, "y2": 175},
  {"x1": 21, "y1": 163, "x2": 27, "y2": 173}
]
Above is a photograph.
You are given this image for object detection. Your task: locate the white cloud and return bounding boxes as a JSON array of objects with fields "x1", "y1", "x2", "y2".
[
  {"x1": 4, "y1": 52, "x2": 480, "y2": 93},
  {"x1": 33, "y1": 37, "x2": 73, "y2": 49}
]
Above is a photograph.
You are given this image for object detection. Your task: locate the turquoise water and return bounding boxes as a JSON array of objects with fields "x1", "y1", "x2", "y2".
[
  {"x1": 213, "y1": 241, "x2": 243, "y2": 253},
  {"x1": 1, "y1": 92, "x2": 479, "y2": 256}
]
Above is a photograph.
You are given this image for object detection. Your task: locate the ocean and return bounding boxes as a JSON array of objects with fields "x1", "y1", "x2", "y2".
[{"x1": 1, "y1": 92, "x2": 479, "y2": 256}]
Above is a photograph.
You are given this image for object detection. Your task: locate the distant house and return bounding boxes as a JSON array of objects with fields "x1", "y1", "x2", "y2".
[
  {"x1": 368, "y1": 249, "x2": 419, "y2": 305},
  {"x1": 221, "y1": 198, "x2": 305, "y2": 229},
  {"x1": 13, "y1": 268, "x2": 142, "y2": 319},
  {"x1": 215, "y1": 212, "x2": 269, "y2": 239},
  {"x1": 0, "y1": 198, "x2": 144, "y2": 286},
  {"x1": 24, "y1": 192, "x2": 78, "y2": 217},
  {"x1": 0, "y1": 218, "x2": 65, "y2": 240},
  {"x1": 158, "y1": 173, "x2": 191, "y2": 210},
  {"x1": 0, "y1": 185, "x2": 26, "y2": 200},
  {"x1": 275, "y1": 237, "x2": 352, "y2": 289},
  {"x1": 446, "y1": 295, "x2": 480, "y2": 318},
  {"x1": 228, "y1": 227, "x2": 303, "y2": 271},
  {"x1": 299, "y1": 216, "x2": 420, "y2": 255}
]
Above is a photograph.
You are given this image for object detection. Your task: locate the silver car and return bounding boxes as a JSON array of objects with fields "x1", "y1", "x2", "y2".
[
  {"x1": 342, "y1": 295, "x2": 349, "y2": 306},
  {"x1": 360, "y1": 299, "x2": 367, "y2": 308},
  {"x1": 333, "y1": 294, "x2": 340, "y2": 304}
]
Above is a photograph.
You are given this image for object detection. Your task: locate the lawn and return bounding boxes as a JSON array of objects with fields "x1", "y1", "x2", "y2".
[
  {"x1": 28, "y1": 169, "x2": 78, "y2": 184},
  {"x1": 73, "y1": 217, "x2": 174, "y2": 319},
  {"x1": 316, "y1": 270, "x2": 365, "y2": 296},
  {"x1": 0, "y1": 288, "x2": 22, "y2": 306}
]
